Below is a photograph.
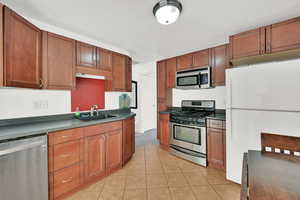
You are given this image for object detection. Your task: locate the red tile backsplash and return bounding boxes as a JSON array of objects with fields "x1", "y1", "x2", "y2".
[{"x1": 71, "y1": 78, "x2": 105, "y2": 112}]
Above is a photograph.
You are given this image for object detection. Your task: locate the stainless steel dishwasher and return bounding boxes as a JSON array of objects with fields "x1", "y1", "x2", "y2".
[{"x1": 0, "y1": 134, "x2": 48, "y2": 200}]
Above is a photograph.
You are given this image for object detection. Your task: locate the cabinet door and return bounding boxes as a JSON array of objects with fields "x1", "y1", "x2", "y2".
[
  {"x1": 125, "y1": 57, "x2": 132, "y2": 92},
  {"x1": 229, "y1": 27, "x2": 266, "y2": 60},
  {"x1": 177, "y1": 53, "x2": 193, "y2": 71},
  {"x1": 42, "y1": 32, "x2": 75, "y2": 90},
  {"x1": 157, "y1": 61, "x2": 167, "y2": 100},
  {"x1": 193, "y1": 49, "x2": 210, "y2": 68},
  {"x1": 106, "y1": 130, "x2": 123, "y2": 172},
  {"x1": 166, "y1": 58, "x2": 176, "y2": 89},
  {"x1": 84, "y1": 134, "x2": 106, "y2": 181},
  {"x1": 112, "y1": 53, "x2": 126, "y2": 91},
  {"x1": 211, "y1": 44, "x2": 228, "y2": 86},
  {"x1": 4, "y1": 7, "x2": 42, "y2": 88},
  {"x1": 97, "y1": 48, "x2": 112, "y2": 72},
  {"x1": 207, "y1": 128, "x2": 226, "y2": 170},
  {"x1": 266, "y1": 17, "x2": 300, "y2": 53},
  {"x1": 76, "y1": 41, "x2": 97, "y2": 68},
  {"x1": 159, "y1": 114, "x2": 170, "y2": 146},
  {"x1": 123, "y1": 118, "x2": 135, "y2": 164}
]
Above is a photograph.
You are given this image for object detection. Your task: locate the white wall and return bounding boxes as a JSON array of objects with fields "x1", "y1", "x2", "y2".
[
  {"x1": 0, "y1": 88, "x2": 70, "y2": 119},
  {"x1": 172, "y1": 87, "x2": 226, "y2": 109},
  {"x1": 132, "y1": 62, "x2": 157, "y2": 133}
]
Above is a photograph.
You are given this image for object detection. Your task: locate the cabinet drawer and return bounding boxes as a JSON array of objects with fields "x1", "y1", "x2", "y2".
[
  {"x1": 50, "y1": 128, "x2": 83, "y2": 145},
  {"x1": 53, "y1": 163, "x2": 80, "y2": 199},
  {"x1": 53, "y1": 140, "x2": 80, "y2": 171},
  {"x1": 84, "y1": 121, "x2": 122, "y2": 136},
  {"x1": 207, "y1": 119, "x2": 224, "y2": 129}
]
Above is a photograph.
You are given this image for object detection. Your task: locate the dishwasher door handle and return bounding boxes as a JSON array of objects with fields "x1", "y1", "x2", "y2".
[{"x1": 0, "y1": 141, "x2": 46, "y2": 156}]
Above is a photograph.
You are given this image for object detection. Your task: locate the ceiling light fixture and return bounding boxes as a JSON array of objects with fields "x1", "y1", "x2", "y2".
[{"x1": 153, "y1": 0, "x2": 182, "y2": 25}]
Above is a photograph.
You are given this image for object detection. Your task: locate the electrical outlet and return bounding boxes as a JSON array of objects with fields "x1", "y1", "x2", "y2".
[
  {"x1": 33, "y1": 100, "x2": 48, "y2": 110},
  {"x1": 265, "y1": 147, "x2": 272, "y2": 152}
]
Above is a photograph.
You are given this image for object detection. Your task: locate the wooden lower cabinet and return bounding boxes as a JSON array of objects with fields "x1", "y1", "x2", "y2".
[
  {"x1": 106, "y1": 130, "x2": 123, "y2": 173},
  {"x1": 207, "y1": 119, "x2": 226, "y2": 170},
  {"x1": 48, "y1": 117, "x2": 135, "y2": 200},
  {"x1": 84, "y1": 134, "x2": 106, "y2": 182},
  {"x1": 159, "y1": 113, "x2": 170, "y2": 146},
  {"x1": 123, "y1": 117, "x2": 135, "y2": 165}
]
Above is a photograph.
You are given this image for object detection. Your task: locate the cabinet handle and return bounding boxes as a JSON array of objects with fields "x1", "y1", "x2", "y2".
[
  {"x1": 39, "y1": 79, "x2": 43, "y2": 88},
  {"x1": 60, "y1": 153, "x2": 72, "y2": 158},
  {"x1": 61, "y1": 177, "x2": 73, "y2": 184}
]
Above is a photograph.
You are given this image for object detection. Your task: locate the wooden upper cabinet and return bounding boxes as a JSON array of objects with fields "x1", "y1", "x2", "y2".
[
  {"x1": 157, "y1": 61, "x2": 167, "y2": 100},
  {"x1": 177, "y1": 53, "x2": 193, "y2": 71},
  {"x1": 106, "y1": 129, "x2": 122, "y2": 172},
  {"x1": 193, "y1": 49, "x2": 210, "y2": 68},
  {"x1": 97, "y1": 48, "x2": 112, "y2": 72},
  {"x1": 166, "y1": 58, "x2": 177, "y2": 89},
  {"x1": 266, "y1": 17, "x2": 300, "y2": 53},
  {"x1": 123, "y1": 117, "x2": 135, "y2": 165},
  {"x1": 84, "y1": 134, "x2": 106, "y2": 182},
  {"x1": 42, "y1": 32, "x2": 75, "y2": 90},
  {"x1": 229, "y1": 27, "x2": 266, "y2": 60},
  {"x1": 3, "y1": 6, "x2": 42, "y2": 88},
  {"x1": 112, "y1": 53, "x2": 126, "y2": 91},
  {"x1": 76, "y1": 41, "x2": 97, "y2": 68},
  {"x1": 211, "y1": 44, "x2": 228, "y2": 86},
  {"x1": 125, "y1": 57, "x2": 132, "y2": 92}
]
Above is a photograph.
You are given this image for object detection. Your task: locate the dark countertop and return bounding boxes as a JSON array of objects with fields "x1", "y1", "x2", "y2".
[
  {"x1": 159, "y1": 108, "x2": 226, "y2": 121},
  {"x1": 247, "y1": 150, "x2": 300, "y2": 200},
  {"x1": 0, "y1": 111, "x2": 135, "y2": 141},
  {"x1": 206, "y1": 113, "x2": 226, "y2": 121}
]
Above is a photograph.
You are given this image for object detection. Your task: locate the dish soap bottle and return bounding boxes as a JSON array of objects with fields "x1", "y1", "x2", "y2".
[{"x1": 74, "y1": 107, "x2": 80, "y2": 117}]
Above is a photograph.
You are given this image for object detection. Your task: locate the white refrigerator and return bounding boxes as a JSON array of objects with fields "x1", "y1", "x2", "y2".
[{"x1": 226, "y1": 59, "x2": 300, "y2": 184}]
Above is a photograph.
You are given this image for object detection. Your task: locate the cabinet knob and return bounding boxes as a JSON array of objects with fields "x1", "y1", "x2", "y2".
[{"x1": 39, "y1": 79, "x2": 44, "y2": 88}]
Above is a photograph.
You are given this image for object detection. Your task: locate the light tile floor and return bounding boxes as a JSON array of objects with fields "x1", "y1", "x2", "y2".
[{"x1": 67, "y1": 131, "x2": 241, "y2": 200}]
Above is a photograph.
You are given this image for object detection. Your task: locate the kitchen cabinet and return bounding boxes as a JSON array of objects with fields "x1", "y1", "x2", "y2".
[
  {"x1": 106, "y1": 129, "x2": 123, "y2": 173},
  {"x1": 193, "y1": 49, "x2": 210, "y2": 68},
  {"x1": 211, "y1": 44, "x2": 228, "y2": 86},
  {"x1": 76, "y1": 41, "x2": 97, "y2": 68},
  {"x1": 3, "y1": 6, "x2": 42, "y2": 88},
  {"x1": 97, "y1": 48, "x2": 112, "y2": 72},
  {"x1": 157, "y1": 61, "x2": 167, "y2": 100},
  {"x1": 159, "y1": 113, "x2": 170, "y2": 146},
  {"x1": 84, "y1": 134, "x2": 106, "y2": 182},
  {"x1": 229, "y1": 27, "x2": 266, "y2": 60},
  {"x1": 123, "y1": 117, "x2": 135, "y2": 165},
  {"x1": 207, "y1": 119, "x2": 226, "y2": 170},
  {"x1": 166, "y1": 57, "x2": 177, "y2": 88},
  {"x1": 266, "y1": 17, "x2": 300, "y2": 53},
  {"x1": 107, "y1": 53, "x2": 132, "y2": 92},
  {"x1": 42, "y1": 32, "x2": 75, "y2": 90},
  {"x1": 177, "y1": 53, "x2": 193, "y2": 71},
  {"x1": 48, "y1": 118, "x2": 135, "y2": 200}
]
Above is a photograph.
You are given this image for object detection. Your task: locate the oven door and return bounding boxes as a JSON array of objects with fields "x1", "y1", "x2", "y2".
[{"x1": 170, "y1": 123, "x2": 206, "y2": 154}]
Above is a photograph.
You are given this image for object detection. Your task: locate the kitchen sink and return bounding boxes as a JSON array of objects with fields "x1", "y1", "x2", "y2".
[{"x1": 75, "y1": 112, "x2": 116, "y2": 121}]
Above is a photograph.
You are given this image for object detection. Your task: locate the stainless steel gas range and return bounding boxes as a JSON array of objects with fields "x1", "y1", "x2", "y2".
[{"x1": 169, "y1": 100, "x2": 215, "y2": 167}]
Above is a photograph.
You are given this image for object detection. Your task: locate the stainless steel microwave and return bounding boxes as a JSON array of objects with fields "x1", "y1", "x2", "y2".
[{"x1": 176, "y1": 67, "x2": 212, "y2": 89}]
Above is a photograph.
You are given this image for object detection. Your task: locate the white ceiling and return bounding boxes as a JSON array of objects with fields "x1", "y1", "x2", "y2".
[{"x1": 2, "y1": 0, "x2": 300, "y2": 62}]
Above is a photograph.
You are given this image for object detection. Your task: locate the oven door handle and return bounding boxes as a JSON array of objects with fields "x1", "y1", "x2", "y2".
[{"x1": 170, "y1": 145, "x2": 206, "y2": 158}]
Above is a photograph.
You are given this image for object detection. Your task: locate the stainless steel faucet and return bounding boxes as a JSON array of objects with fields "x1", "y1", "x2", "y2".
[{"x1": 90, "y1": 105, "x2": 98, "y2": 117}]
